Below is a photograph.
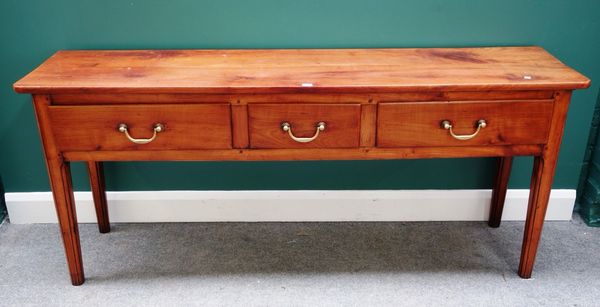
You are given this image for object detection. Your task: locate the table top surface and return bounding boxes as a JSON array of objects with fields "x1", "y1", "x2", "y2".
[{"x1": 14, "y1": 47, "x2": 590, "y2": 95}]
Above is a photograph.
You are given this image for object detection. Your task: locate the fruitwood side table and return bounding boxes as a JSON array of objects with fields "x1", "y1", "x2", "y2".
[{"x1": 14, "y1": 47, "x2": 590, "y2": 285}]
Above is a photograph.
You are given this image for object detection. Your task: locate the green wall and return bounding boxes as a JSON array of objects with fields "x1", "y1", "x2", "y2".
[{"x1": 0, "y1": 0, "x2": 599, "y2": 193}]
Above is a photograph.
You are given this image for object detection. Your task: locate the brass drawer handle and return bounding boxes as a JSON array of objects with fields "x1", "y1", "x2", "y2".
[
  {"x1": 281, "y1": 121, "x2": 326, "y2": 143},
  {"x1": 117, "y1": 123, "x2": 164, "y2": 144},
  {"x1": 441, "y1": 119, "x2": 487, "y2": 141}
]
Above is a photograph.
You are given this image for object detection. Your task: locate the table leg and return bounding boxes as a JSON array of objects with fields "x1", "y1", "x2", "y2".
[
  {"x1": 518, "y1": 91, "x2": 571, "y2": 278},
  {"x1": 49, "y1": 160, "x2": 85, "y2": 285},
  {"x1": 518, "y1": 156, "x2": 557, "y2": 278},
  {"x1": 33, "y1": 95, "x2": 85, "y2": 285},
  {"x1": 488, "y1": 157, "x2": 513, "y2": 228},
  {"x1": 87, "y1": 161, "x2": 110, "y2": 233}
]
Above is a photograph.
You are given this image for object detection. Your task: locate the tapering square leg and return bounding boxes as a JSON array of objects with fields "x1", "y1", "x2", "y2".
[
  {"x1": 87, "y1": 161, "x2": 110, "y2": 233},
  {"x1": 518, "y1": 91, "x2": 571, "y2": 278},
  {"x1": 48, "y1": 160, "x2": 85, "y2": 285},
  {"x1": 488, "y1": 156, "x2": 513, "y2": 228},
  {"x1": 518, "y1": 156, "x2": 555, "y2": 278},
  {"x1": 34, "y1": 95, "x2": 85, "y2": 285}
]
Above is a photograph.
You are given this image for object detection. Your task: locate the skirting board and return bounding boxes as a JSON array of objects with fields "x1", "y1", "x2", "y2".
[{"x1": 4, "y1": 189, "x2": 575, "y2": 224}]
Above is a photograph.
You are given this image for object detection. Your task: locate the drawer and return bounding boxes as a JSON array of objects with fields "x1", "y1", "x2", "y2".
[
  {"x1": 377, "y1": 100, "x2": 554, "y2": 147},
  {"x1": 47, "y1": 104, "x2": 232, "y2": 151},
  {"x1": 248, "y1": 104, "x2": 361, "y2": 148}
]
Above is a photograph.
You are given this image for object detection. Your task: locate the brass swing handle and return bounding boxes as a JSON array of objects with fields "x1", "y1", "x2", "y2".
[
  {"x1": 281, "y1": 121, "x2": 326, "y2": 143},
  {"x1": 118, "y1": 123, "x2": 165, "y2": 144},
  {"x1": 441, "y1": 119, "x2": 487, "y2": 141}
]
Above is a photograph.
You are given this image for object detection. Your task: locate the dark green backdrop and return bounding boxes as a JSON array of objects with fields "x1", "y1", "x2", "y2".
[{"x1": 0, "y1": 0, "x2": 599, "y2": 193}]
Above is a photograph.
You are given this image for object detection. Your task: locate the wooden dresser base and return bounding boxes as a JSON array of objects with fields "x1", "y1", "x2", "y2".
[{"x1": 15, "y1": 47, "x2": 590, "y2": 285}]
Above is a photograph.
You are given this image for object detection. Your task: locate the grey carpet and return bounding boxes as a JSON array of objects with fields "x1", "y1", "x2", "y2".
[{"x1": 0, "y1": 216, "x2": 599, "y2": 306}]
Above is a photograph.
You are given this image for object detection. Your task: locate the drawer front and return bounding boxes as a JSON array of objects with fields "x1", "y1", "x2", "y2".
[
  {"x1": 248, "y1": 104, "x2": 361, "y2": 148},
  {"x1": 377, "y1": 100, "x2": 554, "y2": 147},
  {"x1": 48, "y1": 104, "x2": 232, "y2": 151}
]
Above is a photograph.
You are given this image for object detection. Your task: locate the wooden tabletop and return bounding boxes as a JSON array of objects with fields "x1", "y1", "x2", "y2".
[{"x1": 14, "y1": 47, "x2": 590, "y2": 95}]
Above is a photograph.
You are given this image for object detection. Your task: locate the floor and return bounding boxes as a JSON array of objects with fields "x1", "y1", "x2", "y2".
[{"x1": 0, "y1": 216, "x2": 599, "y2": 306}]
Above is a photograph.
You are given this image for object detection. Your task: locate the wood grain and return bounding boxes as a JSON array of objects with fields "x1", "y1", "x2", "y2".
[
  {"x1": 14, "y1": 47, "x2": 590, "y2": 95},
  {"x1": 231, "y1": 104, "x2": 249, "y2": 148},
  {"x1": 377, "y1": 100, "x2": 554, "y2": 147},
  {"x1": 61, "y1": 145, "x2": 543, "y2": 162},
  {"x1": 360, "y1": 104, "x2": 377, "y2": 147},
  {"x1": 248, "y1": 104, "x2": 361, "y2": 148},
  {"x1": 47, "y1": 104, "x2": 232, "y2": 151},
  {"x1": 49, "y1": 90, "x2": 555, "y2": 105}
]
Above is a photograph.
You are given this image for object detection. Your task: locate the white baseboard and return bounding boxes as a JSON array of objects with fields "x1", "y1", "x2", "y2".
[{"x1": 4, "y1": 189, "x2": 575, "y2": 224}]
